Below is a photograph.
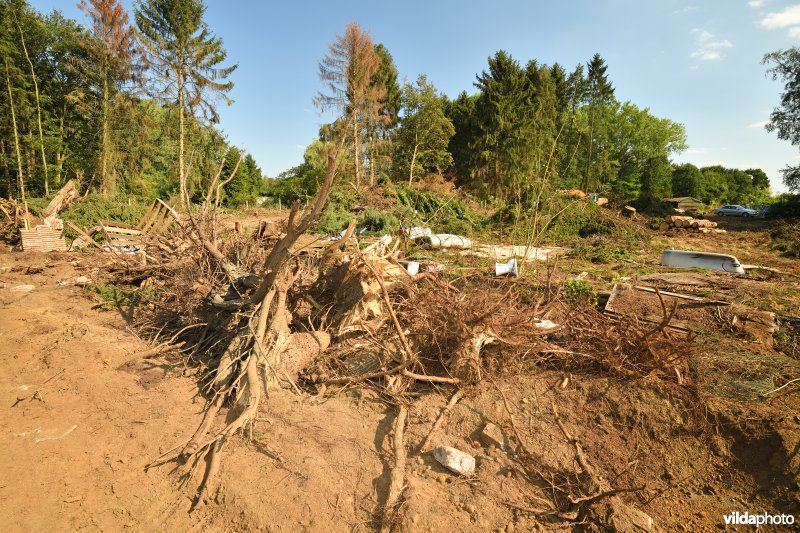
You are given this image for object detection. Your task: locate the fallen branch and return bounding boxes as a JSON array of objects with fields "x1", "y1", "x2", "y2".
[
  {"x1": 380, "y1": 402, "x2": 408, "y2": 533},
  {"x1": 418, "y1": 388, "x2": 463, "y2": 452}
]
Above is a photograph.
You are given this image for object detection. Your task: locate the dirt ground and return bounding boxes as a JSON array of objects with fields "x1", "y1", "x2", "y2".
[{"x1": 1, "y1": 213, "x2": 799, "y2": 531}]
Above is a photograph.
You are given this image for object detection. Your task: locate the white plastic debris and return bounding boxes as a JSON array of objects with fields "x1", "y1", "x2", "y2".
[
  {"x1": 433, "y1": 445, "x2": 476, "y2": 475},
  {"x1": 533, "y1": 319, "x2": 559, "y2": 331},
  {"x1": 408, "y1": 227, "x2": 432, "y2": 240},
  {"x1": 495, "y1": 258, "x2": 518, "y2": 277},
  {"x1": 420, "y1": 234, "x2": 473, "y2": 249},
  {"x1": 660, "y1": 250, "x2": 745, "y2": 275},
  {"x1": 406, "y1": 261, "x2": 420, "y2": 276}
]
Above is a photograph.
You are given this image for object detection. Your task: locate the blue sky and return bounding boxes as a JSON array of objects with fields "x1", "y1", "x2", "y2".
[{"x1": 30, "y1": 0, "x2": 800, "y2": 192}]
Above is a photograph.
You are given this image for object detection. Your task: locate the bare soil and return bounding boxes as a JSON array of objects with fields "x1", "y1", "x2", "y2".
[{"x1": 1, "y1": 215, "x2": 799, "y2": 531}]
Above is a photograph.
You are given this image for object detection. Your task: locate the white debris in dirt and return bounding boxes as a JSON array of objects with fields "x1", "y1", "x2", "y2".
[
  {"x1": 10, "y1": 284, "x2": 35, "y2": 293},
  {"x1": 533, "y1": 319, "x2": 558, "y2": 330},
  {"x1": 407, "y1": 227, "x2": 432, "y2": 239},
  {"x1": 58, "y1": 276, "x2": 91, "y2": 287},
  {"x1": 433, "y1": 445, "x2": 476, "y2": 476},
  {"x1": 471, "y1": 244, "x2": 567, "y2": 262},
  {"x1": 421, "y1": 234, "x2": 473, "y2": 250}
]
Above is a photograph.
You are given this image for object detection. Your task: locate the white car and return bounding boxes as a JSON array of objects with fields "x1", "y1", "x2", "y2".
[{"x1": 714, "y1": 205, "x2": 757, "y2": 217}]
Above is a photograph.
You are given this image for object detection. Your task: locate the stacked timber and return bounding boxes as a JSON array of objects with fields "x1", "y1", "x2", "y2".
[{"x1": 659, "y1": 215, "x2": 727, "y2": 234}]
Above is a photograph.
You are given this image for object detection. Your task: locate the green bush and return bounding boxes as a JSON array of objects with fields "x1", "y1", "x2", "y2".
[
  {"x1": 569, "y1": 237, "x2": 635, "y2": 264},
  {"x1": 770, "y1": 223, "x2": 800, "y2": 258},
  {"x1": 395, "y1": 185, "x2": 485, "y2": 235},
  {"x1": 357, "y1": 208, "x2": 400, "y2": 233},
  {"x1": 60, "y1": 195, "x2": 150, "y2": 240},
  {"x1": 630, "y1": 198, "x2": 676, "y2": 217},
  {"x1": 766, "y1": 194, "x2": 800, "y2": 219},
  {"x1": 564, "y1": 279, "x2": 594, "y2": 302}
]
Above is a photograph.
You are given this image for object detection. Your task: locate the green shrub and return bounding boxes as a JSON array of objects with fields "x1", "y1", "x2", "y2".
[
  {"x1": 89, "y1": 283, "x2": 155, "y2": 311},
  {"x1": 395, "y1": 185, "x2": 485, "y2": 235},
  {"x1": 357, "y1": 208, "x2": 399, "y2": 233},
  {"x1": 564, "y1": 279, "x2": 594, "y2": 302},
  {"x1": 59, "y1": 195, "x2": 150, "y2": 240},
  {"x1": 770, "y1": 223, "x2": 800, "y2": 258},
  {"x1": 569, "y1": 238, "x2": 634, "y2": 264},
  {"x1": 766, "y1": 194, "x2": 800, "y2": 219},
  {"x1": 630, "y1": 198, "x2": 676, "y2": 217}
]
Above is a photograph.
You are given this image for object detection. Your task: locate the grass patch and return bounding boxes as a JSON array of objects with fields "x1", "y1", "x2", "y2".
[{"x1": 89, "y1": 283, "x2": 155, "y2": 311}]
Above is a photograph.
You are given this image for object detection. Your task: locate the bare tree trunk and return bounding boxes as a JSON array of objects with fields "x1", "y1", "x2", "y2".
[
  {"x1": 100, "y1": 70, "x2": 113, "y2": 195},
  {"x1": 353, "y1": 113, "x2": 360, "y2": 189},
  {"x1": 54, "y1": 104, "x2": 66, "y2": 185},
  {"x1": 369, "y1": 138, "x2": 376, "y2": 186},
  {"x1": 584, "y1": 101, "x2": 595, "y2": 192},
  {"x1": 1, "y1": 139, "x2": 10, "y2": 198},
  {"x1": 178, "y1": 76, "x2": 187, "y2": 208},
  {"x1": 4, "y1": 58, "x2": 25, "y2": 203},
  {"x1": 16, "y1": 18, "x2": 48, "y2": 196},
  {"x1": 408, "y1": 141, "x2": 418, "y2": 184}
]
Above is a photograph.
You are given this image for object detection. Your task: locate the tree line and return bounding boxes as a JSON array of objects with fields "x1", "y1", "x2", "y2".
[
  {"x1": 0, "y1": 0, "x2": 261, "y2": 207},
  {"x1": 1, "y1": 4, "x2": 776, "y2": 210},
  {"x1": 286, "y1": 23, "x2": 771, "y2": 209}
]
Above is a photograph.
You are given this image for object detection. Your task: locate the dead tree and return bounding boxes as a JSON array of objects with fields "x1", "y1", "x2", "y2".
[{"x1": 152, "y1": 125, "x2": 350, "y2": 505}]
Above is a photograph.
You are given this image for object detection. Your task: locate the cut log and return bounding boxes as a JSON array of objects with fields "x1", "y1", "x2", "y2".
[{"x1": 42, "y1": 180, "x2": 79, "y2": 219}]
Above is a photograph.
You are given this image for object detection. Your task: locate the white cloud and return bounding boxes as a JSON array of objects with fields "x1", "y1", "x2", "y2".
[
  {"x1": 790, "y1": 26, "x2": 800, "y2": 37},
  {"x1": 690, "y1": 28, "x2": 733, "y2": 60},
  {"x1": 747, "y1": 120, "x2": 770, "y2": 128},
  {"x1": 685, "y1": 147, "x2": 709, "y2": 154},
  {"x1": 748, "y1": 0, "x2": 765, "y2": 7},
  {"x1": 761, "y1": 5, "x2": 800, "y2": 28},
  {"x1": 690, "y1": 51, "x2": 720, "y2": 60},
  {"x1": 674, "y1": 6, "x2": 697, "y2": 14}
]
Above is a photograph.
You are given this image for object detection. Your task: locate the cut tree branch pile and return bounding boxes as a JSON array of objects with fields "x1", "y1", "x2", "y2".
[{"x1": 92, "y1": 149, "x2": 694, "y2": 530}]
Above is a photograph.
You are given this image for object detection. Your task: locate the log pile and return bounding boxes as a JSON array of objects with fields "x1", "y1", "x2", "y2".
[{"x1": 659, "y1": 215, "x2": 726, "y2": 234}]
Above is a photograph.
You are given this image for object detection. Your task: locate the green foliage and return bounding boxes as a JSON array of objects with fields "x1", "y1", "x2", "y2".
[
  {"x1": 671, "y1": 163, "x2": 703, "y2": 198},
  {"x1": 564, "y1": 279, "x2": 594, "y2": 302},
  {"x1": 395, "y1": 184, "x2": 484, "y2": 235},
  {"x1": 770, "y1": 223, "x2": 800, "y2": 258},
  {"x1": 630, "y1": 197, "x2": 676, "y2": 217},
  {"x1": 395, "y1": 74, "x2": 454, "y2": 183},
  {"x1": 357, "y1": 208, "x2": 400, "y2": 233},
  {"x1": 569, "y1": 237, "x2": 634, "y2": 264},
  {"x1": 58, "y1": 194, "x2": 149, "y2": 239},
  {"x1": 766, "y1": 193, "x2": 800, "y2": 218},
  {"x1": 764, "y1": 47, "x2": 800, "y2": 192},
  {"x1": 89, "y1": 282, "x2": 154, "y2": 311},
  {"x1": 689, "y1": 164, "x2": 772, "y2": 206}
]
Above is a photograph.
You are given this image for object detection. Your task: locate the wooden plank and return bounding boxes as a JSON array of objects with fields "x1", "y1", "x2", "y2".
[
  {"x1": 101, "y1": 226, "x2": 144, "y2": 236},
  {"x1": 66, "y1": 222, "x2": 105, "y2": 251},
  {"x1": 141, "y1": 202, "x2": 163, "y2": 233},
  {"x1": 136, "y1": 200, "x2": 157, "y2": 230},
  {"x1": 99, "y1": 219, "x2": 137, "y2": 230}
]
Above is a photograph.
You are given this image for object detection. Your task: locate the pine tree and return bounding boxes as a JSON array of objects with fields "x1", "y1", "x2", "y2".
[
  {"x1": 78, "y1": 0, "x2": 139, "y2": 195},
  {"x1": 472, "y1": 50, "x2": 535, "y2": 201},
  {"x1": 583, "y1": 53, "x2": 615, "y2": 191},
  {"x1": 135, "y1": 0, "x2": 237, "y2": 206},
  {"x1": 315, "y1": 23, "x2": 383, "y2": 189}
]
